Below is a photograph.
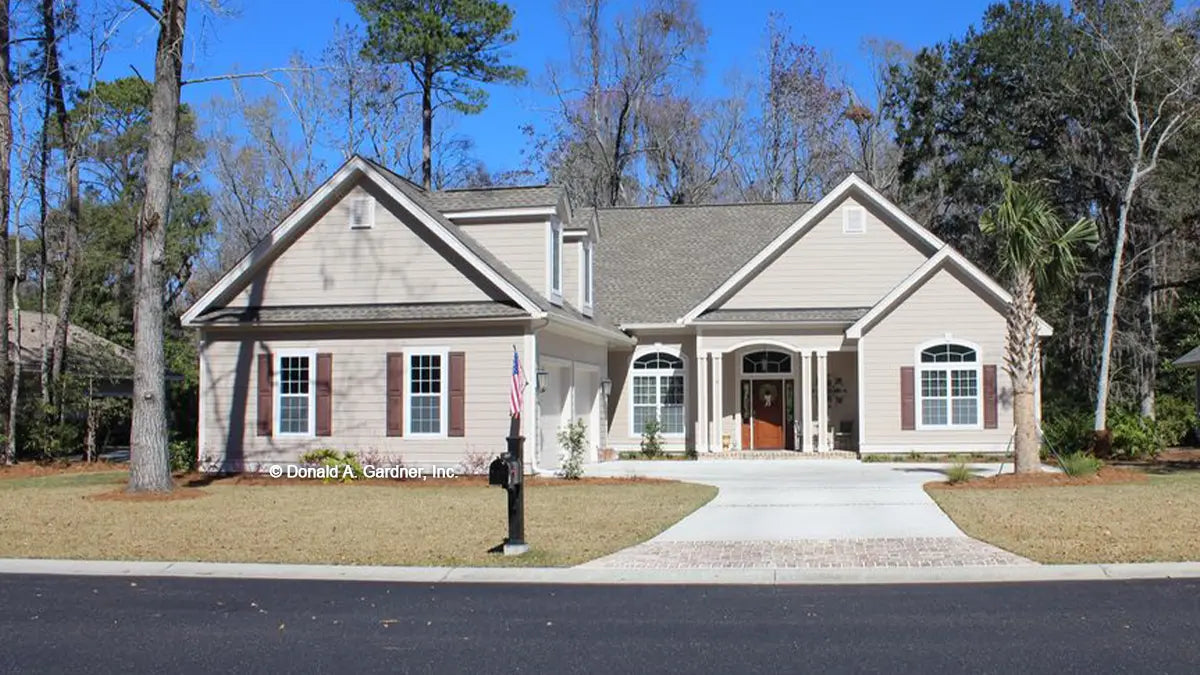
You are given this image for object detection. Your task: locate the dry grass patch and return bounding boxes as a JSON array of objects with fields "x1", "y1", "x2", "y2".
[
  {"x1": 0, "y1": 477, "x2": 715, "y2": 567},
  {"x1": 927, "y1": 472, "x2": 1200, "y2": 563}
]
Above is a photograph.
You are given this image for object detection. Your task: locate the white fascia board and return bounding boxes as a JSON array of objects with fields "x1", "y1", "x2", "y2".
[{"x1": 680, "y1": 174, "x2": 946, "y2": 323}]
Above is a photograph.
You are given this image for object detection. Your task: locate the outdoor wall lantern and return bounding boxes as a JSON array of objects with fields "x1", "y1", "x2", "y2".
[
  {"x1": 535, "y1": 369, "x2": 549, "y2": 393},
  {"x1": 601, "y1": 377, "x2": 613, "y2": 398}
]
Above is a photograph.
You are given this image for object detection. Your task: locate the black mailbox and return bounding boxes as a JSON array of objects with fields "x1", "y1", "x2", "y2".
[{"x1": 488, "y1": 455, "x2": 510, "y2": 487}]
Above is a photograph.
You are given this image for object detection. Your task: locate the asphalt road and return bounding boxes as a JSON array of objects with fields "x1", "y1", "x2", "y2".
[{"x1": 1, "y1": 574, "x2": 1197, "y2": 674}]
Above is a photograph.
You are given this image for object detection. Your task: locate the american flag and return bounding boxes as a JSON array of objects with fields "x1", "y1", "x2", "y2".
[{"x1": 509, "y1": 348, "x2": 525, "y2": 418}]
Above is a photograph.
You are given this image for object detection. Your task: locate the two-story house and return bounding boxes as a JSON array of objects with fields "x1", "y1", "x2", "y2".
[{"x1": 184, "y1": 155, "x2": 1046, "y2": 472}]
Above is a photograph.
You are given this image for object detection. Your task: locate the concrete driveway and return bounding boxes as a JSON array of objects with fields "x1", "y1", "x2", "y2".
[{"x1": 584, "y1": 459, "x2": 1033, "y2": 569}]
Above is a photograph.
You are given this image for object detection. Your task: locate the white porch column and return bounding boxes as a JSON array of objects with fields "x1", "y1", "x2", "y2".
[
  {"x1": 712, "y1": 353, "x2": 723, "y2": 452},
  {"x1": 800, "y1": 351, "x2": 813, "y2": 453},
  {"x1": 792, "y1": 353, "x2": 802, "y2": 452},
  {"x1": 696, "y1": 352, "x2": 709, "y2": 453},
  {"x1": 817, "y1": 350, "x2": 830, "y2": 452}
]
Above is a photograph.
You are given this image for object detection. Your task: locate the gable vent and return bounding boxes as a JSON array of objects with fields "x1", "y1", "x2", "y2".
[
  {"x1": 843, "y1": 206, "x2": 866, "y2": 234},
  {"x1": 349, "y1": 195, "x2": 375, "y2": 229}
]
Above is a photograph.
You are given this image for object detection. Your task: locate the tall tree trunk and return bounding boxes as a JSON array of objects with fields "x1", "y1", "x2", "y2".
[
  {"x1": 37, "y1": 91, "x2": 48, "y2": 407},
  {"x1": 42, "y1": 0, "x2": 78, "y2": 401},
  {"x1": 1093, "y1": 174, "x2": 1138, "y2": 436},
  {"x1": 7, "y1": 225, "x2": 19, "y2": 463},
  {"x1": 1138, "y1": 241, "x2": 1157, "y2": 418},
  {"x1": 128, "y1": 0, "x2": 187, "y2": 493},
  {"x1": 0, "y1": 0, "x2": 11, "y2": 465},
  {"x1": 1006, "y1": 270, "x2": 1041, "y2": 473},
  {"x1": 420, "y1": 61, "x2": 432, "y2": 190}
]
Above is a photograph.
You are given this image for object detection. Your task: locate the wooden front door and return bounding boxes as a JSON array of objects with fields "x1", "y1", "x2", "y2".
[{"x1": 741, "y1": 379, "x2": 785, "y2": 449}]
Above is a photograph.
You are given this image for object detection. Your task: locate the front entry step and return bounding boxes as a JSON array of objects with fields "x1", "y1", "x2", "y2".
[{"x1": 699, "y1": 450, "x2": 858, "y2": 460}]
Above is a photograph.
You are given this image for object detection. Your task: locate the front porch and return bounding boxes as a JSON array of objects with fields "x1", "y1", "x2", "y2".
[{"x1": 695, "y1": 341, "x2": 860, "y2": 454}]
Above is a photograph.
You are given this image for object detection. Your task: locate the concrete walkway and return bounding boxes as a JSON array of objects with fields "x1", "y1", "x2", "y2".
[{"x1": 583, "y1": 459, "x2": 1033, "y2": 568}]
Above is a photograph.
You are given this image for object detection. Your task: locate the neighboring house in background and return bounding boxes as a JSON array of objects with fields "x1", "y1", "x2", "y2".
[
  {"x1": 1175, "y1": 346, "x2": 1200, "y2": 418},
  {"x1": 184, "y1": 155, "x2": 1046, "y2": 472}
]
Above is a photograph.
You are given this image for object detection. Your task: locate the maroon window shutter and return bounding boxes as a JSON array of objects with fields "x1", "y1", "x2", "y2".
[
  {"x1": 983, "y1": 365, "x2": 998, "y2": 429},
  {"x1": 386, "y1": 352, "x2": 404, "y2": 436},
  {"x1": 256, "y1": 354, "x2": 273, "y2": 436},
  {"x1": 315, "y1": 353, "x2": 333, "y2": 437},
  {"x1": 448, "y1": 351, "x2": 466, "y2": 437},
  {"x1": 900, "y1": 366, "x2": 915, "y2": 431}
]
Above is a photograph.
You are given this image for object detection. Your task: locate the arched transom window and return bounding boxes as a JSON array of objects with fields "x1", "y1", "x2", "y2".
[
  {"x1": 742, "y1": 351, "x2": 792, "y2": 374},
  {"x1": 631, "y1": 352, "x2": 685, "y2": 435},
  {"x1": 918, "y1": 341, "x2": 980, "y2": 428}
]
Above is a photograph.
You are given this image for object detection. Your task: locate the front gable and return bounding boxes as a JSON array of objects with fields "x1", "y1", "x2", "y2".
[
  {"x1": 224, "y1": 180, "x2": 508, "y2": 309},
  {"x1": 183, "y1": 157, "x2": 543, "y2": 326},
  {"x1": 683, "y1": 175, "x2": 944, "y2": 322},
  {"x1": 714, "y1": 193, "x2": 933, "y2": 311}
]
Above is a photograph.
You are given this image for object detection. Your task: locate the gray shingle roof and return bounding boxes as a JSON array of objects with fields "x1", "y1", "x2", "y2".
[
  {"x1": 595, "y1": 202, "x2": 811, "y2": 324},
  {"x1": 426, "y1": 185, "x2": 563, "y2": 212},
  {"x1": 694, "y1": 307, "x2": 871, "y2": 323},
  {"x1": 195, "y1": 302, "x2": 528, "y2": 325},
  {"x1": 11, "y1": 310, "x2": 135, "y2": 378},
  {"x1": 1176, "y1": 345, "x2": 1200, "y2": 368}
]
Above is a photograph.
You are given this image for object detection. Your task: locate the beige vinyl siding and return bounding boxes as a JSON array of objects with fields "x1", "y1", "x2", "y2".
[
  {"x1": 607, "y1": 332, "x2": 696, "y2": 452},
  {"x1": 860, "y1": 266, "x2": 1013, "y2": 453},
  {"x1": 718, "y1": 196, "x2": 930, "y2": 310},
  {"x1": 459, "y1": 220, "x2": 548, "y2": 296},
  {"x1": 228, "y1": 185, "x2": 499, "y2": 307},
  {"x1": 199, "y1": 325, "x2": 525, "y2": 469}
]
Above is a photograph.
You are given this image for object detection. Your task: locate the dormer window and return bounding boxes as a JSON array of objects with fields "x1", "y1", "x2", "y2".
[
  {"x1": 581, "y1": 239, "x2": 594, "y2": 316},
  {"x1": 843, "y1": 205, "x2": 865, "y2": 234},
  {"x1": 349, "y1": 195, "x2": 375, "y2": 229},
  {"x1": 548, "y1": 219, "x2": 563, "y2": 303}
]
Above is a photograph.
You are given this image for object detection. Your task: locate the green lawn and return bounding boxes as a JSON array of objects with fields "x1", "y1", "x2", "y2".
[
  {"x1": 0, "y1": 472, "x2": 715, "y2": 567},
  {"x1": 928, "y1": 471, "x2": 1200, "y2": 563}
]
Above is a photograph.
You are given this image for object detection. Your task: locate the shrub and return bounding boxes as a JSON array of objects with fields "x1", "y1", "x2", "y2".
[
  {"x1": 1059, "y1": 452, "x2": 1102, "y2": 477},
  {"x1": 556, "y1": 419, "x2": 588, "y2": 479},
  {"x1": 945, "y1": 461, "x2": 974, "y2": 484},
  {"x1": 640, "y1": 418, "x2": 663, "y2": 458},
  {"x1": 457, "y1": 448, "x2": 491, "y2": 476},
  {"x1": 299, "y1": 448, "x2": 363, "y2": 483},
  {"x1": 359, "y1": 448, "x2": 404, "y2": 471},
  {"x1": 1155, "y1": 395, "x2": 1199, "y2": 449},
  {"x1": 1108, "y1": 409, "x2": 1161, "y2": 458},
  {"x1": 1041, "y1": 408, "x2": 1094, "y2": 456},
  {"x1": 684, "y1": 444, "x2": 698, "y2": 460},
  {"x1": 169, "y1": 439, "x2": 198, "y2": 473}
]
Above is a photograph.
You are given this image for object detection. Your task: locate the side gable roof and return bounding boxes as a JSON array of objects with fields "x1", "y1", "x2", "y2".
[
  {"x1": 182, "y1": 156, "x2": 544, "y2": 326},
  {"x1": 845, "y1": 246, "x2": 1053, "y2": 339},
  {"x1": 681, "y1": 174, "x2": 944, "y2": 323},
  {"x1": 428, "y1": 185, "x2": 564, "y2": 213},
  {"x1": 595, "y1": 202, "x2": 811, "y2": 325}
]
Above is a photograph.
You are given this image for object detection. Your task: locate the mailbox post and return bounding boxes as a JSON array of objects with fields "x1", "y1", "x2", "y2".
[{"x1": 488, "y1": 431, "x2": 528, "y2": 555}]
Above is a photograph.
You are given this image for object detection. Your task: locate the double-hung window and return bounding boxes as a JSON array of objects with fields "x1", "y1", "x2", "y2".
[
  {"x1": 631, "y1": 352, "x2": 685, "y2": 436},
  {"x1": 276, "y1": 350, "x2": 315, "y2": 436},
  {"x1": 917, "y1": 342, "x2": 980, "y2": 428},
  {"x1": 407, "y1": 349, "x2": 447, "y2": 436}
]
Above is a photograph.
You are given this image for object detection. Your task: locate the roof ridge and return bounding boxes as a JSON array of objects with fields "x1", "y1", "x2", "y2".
[
  {"x1": 598, "y1": 200, "x2": 812, "y2": 211},
  {"x1": 435, "y1": 184, "x2": 558, "y2": 194}
]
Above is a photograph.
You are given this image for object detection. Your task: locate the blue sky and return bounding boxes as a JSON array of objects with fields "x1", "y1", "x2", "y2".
[{"x1": 95, "y1": 0, "x2": 1007, "y2": 176}]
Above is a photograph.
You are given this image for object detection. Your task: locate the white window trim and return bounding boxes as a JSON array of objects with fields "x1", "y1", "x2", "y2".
[
  {"x1": 842, "y1": 205, "x2": 866, "y2": 234},
  {"x1": 737, "y1": 348, "x2": 797, "y2": 379},
  {"x1": 349, "y1": 195, "x2": 375, "y2": 229},
  {"x1": 580, "y1": 239, "x2": 594, "y2": 316},
  {"x1": 913, "y1": 338, "x2": 983, "y2": 431},
  {"x1": 629, "y1": 350, "x2": 687, "y2": 438},
  {"x1": 274, "y1": 348, "x2": 317, "y2": 438},
  {"x1": 547, "y1": 218, "x2": 563, "y2": 305},
  {"x1": 405, "y1": 347, "x2": 450, "y2": 438}
]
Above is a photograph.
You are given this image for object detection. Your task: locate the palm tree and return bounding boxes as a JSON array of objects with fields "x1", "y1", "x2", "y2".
[{"x1": 980, "y1": 177, "x2": 1098, "y2": 474}]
